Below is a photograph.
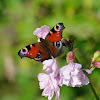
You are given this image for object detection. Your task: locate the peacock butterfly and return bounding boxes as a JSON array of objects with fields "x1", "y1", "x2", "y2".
[{"x1": 18, "y1": 23, "x2": 65, "y2": 62}]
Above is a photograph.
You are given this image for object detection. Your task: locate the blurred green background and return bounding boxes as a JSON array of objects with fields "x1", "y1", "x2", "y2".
[{"x1": 0, "y1": 0, "x2": 100, "y2": 100}]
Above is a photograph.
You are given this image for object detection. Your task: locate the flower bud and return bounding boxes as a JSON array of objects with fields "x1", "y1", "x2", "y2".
[
  {"x1": 92, "y1": 61, "x2": 100, "y2": 68},
  {"x1": 66, "y1": 49, "x2": 77, "y2": 63},
  {"x1": 92, "y1": 50, "x2": 100, "y2": 62},
  {"x1": 95, "y1": 57, "x2": 100, "y2": 62}
]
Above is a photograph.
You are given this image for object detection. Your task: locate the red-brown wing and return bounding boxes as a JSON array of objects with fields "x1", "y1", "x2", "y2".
[
  {"x1": 18, "y1": 43, "x2": 51, "y2": 61},
  {"x1": 18, "y1": 43, "x2": 40, "y2": 59},
  {"x1": 48, "y1": 41, "x2": 63, "y2": 57},
  {"x1": 46, "y1": 23, "x2": 65, "y2": 42}
]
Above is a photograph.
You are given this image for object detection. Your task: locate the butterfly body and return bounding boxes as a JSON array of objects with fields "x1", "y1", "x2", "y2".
[{"x1": 18, "y1": 23, "x2": 65, "y2": 62}]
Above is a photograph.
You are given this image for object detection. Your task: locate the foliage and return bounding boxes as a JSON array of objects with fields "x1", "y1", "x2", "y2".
[{"x1": 0, "y1": 0, "x2": 100, "y2": 100}]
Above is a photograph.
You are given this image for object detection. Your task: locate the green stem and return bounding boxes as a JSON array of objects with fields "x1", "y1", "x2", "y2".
[
  {"x1": 75, "y1": 57, "x2": 99, "y2": 100},
  {"x1": 89, "y1": 82, "x2": 99, "y2": 100},
  {"x1": 89, "y1": 63, "x2": 96, "y2": 72},
  {"x1": 90, "y1": 66, "x2": 96, "y2": 71}
]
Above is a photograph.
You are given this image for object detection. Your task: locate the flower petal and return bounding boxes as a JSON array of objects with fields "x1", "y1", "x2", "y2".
[
  {"x1": 55, "y1": 87, "x2": 60, "y2": 100},
  {"x1": 33, "y1": 25, "x2": 50, "y2": 39},
  {"x1": 33, "y1": 28, "x2": 42, "y2": 37},
  {"x1": 38, "y1": 73, "x2": 48, "y2": 81},
  {"x1": 43, "y1": 59, "x2": 54, "y2": 67},
  {"x1": 82, "y1": 69, "x2": 92, "y2": 74}
]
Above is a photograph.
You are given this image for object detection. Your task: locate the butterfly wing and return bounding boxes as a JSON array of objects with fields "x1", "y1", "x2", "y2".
[
  {"x1": 18, "y1": 43, "x2": 51, "y2": 61},
  {"x1": 18, "y1": 44, "x2": 39, "y2": 59},
  {"x1": 46, "y1": 23, "x2": 65, "y2": 42},
  {"x1": 45, "y1": 23, "x2": 65, "y2": 57},
  {"x1": 18, "y1": 23, "x2": 65, "y2": 62}
]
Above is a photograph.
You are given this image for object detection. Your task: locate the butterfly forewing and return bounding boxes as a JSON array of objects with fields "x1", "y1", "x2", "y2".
[
  {"x1": 46, "y1": 23, "x2": 65, "y2": 42},
  {"x1": 18, "y1": 43, "x2": 39, "y2": 59}
]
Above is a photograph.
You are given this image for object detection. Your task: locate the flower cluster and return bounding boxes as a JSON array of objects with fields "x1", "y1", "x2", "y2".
[
  {"x1": 38, "y1": 59, "x2": 60, "y2": 100},
  {"x1": 33, "y1": 25, "x2": 92, "y2": 100},
  {"x1": 59, "y1": 62, "x2": 91, "y2": 87}
]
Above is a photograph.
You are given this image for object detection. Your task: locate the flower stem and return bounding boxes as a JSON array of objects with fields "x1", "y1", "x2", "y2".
[
  {"x1": 89, "y1": 82, "x2": 99, "y2": 100},
  {"x1": 75, "y1": 57, "x2": 99, "y2": 99},
  {"x1": 90, "y1": 66, "x2": 96, "y2": 71}
]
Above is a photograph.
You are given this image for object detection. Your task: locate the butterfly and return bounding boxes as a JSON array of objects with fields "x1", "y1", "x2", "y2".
[{"x1": 18, "y1": 23, "x2": 65, "y2": 62}]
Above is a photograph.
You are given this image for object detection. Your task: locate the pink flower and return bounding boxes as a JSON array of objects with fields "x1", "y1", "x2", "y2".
[
  {"x1": 38, "y1": 73, "x2": 60, "y2": 100},
  {"x1": 42, "y1": 59, "x2": 59, "y2": 77},
  {"x1": 33, "y1": 25, "x2": 50, "y2": 42},
  {"x1": 66, "y1": 49, "x2": 77, "y2": 63},
  {"x1": 92, "y1": 61, "x2": 100, "y2": 68},
  {"x1": 59, "y1": 62, "x2": 92, "y2": 87}
]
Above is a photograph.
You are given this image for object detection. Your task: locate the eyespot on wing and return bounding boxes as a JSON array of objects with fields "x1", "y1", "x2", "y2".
[{"x1": 18, "y1": 44, "x2": 40, "y2": 59}]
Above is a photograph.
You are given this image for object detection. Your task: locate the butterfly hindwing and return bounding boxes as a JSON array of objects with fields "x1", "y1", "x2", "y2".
[{"x1": 40, "y1": 38, "x2": 63, "y2": 59}]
